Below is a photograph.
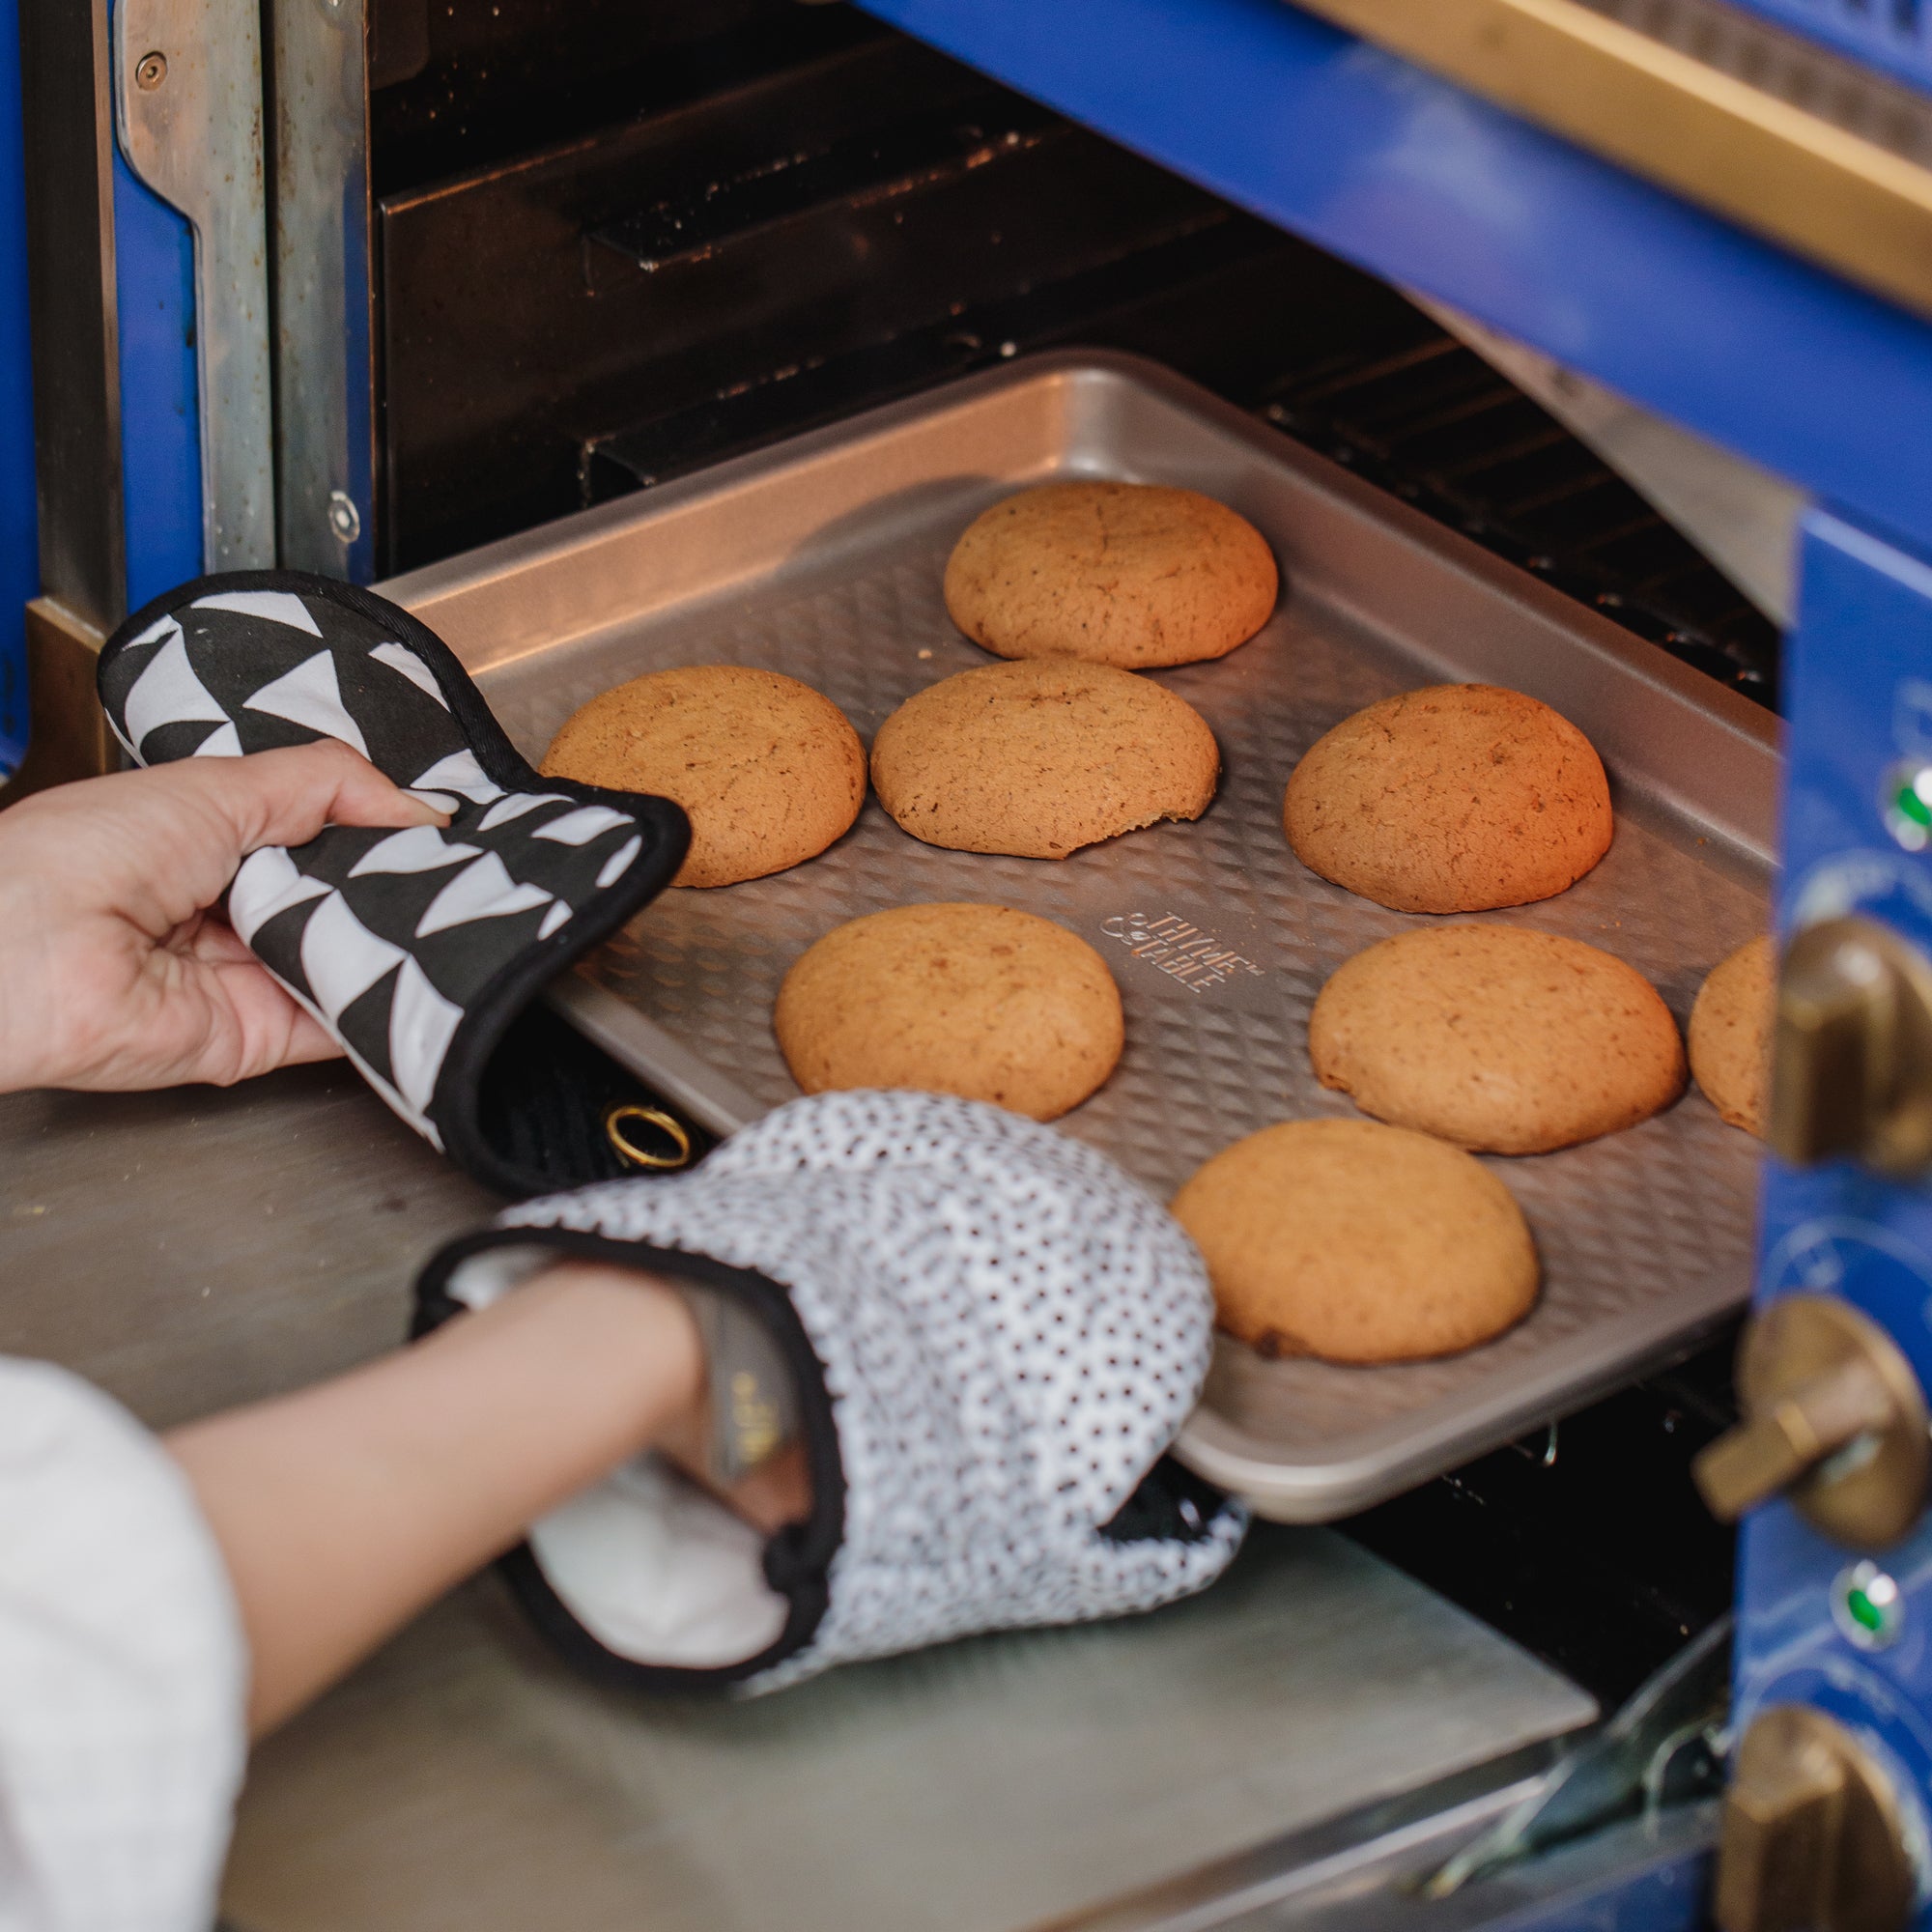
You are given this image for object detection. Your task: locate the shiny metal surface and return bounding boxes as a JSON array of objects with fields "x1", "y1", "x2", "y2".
[
  {"x1": 384, "y1": 353, "x2": 1776, "y2": 1523},
  {"x1": 114, "y1": 0, "x2": 275, "y2": 571},
  {"x1": 1413, "y1": 298, "x2": 1804, "y2": 627},
  {"x1": 1038, "y1": 1747, "x2": 1562, "y2": 1932},
  {"x1": 1580, "y1": 0, "x2": 1932, "y2": 171},
  {"x1": 17, "y1": 0, "x2": 125, "y2": 634},
  {"x1": 544, "y1": 976, "x2": 763, "y2": 1140},
  {"x1": 267, "y1": 0, "x2": 374, "y2": 581},
  {"x1": 1422, "y1": 1614, "x2": 1728, "y2": 1900},
  {"x1": 1290, "y1": 0, "x2": 1932, "y2": 323},
  {"x1": 0, "y1": 1066, "x2": 494, "y2": 1426},
  {"x1": 1044, "y1": 1764, "x2": 1715, "y2": 1931},
  {"x1": 219, "y1": 1522, "x2": 1591, "y2": 1932}
]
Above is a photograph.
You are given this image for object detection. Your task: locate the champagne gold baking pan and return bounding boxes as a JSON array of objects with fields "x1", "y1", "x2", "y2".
[{"x1": 382, "y1": 353, "x2": 1776, "y2": 1521}]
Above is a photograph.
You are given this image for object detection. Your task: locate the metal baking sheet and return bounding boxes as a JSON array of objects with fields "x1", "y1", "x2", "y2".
[{"x1": 382, "y1": 352, "x2": 1777, "y2": 1522}]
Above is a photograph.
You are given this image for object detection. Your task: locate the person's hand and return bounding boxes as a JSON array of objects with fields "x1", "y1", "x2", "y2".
[{"x1": 0, "y1": 744, "x2": 445, "y2": 1094}]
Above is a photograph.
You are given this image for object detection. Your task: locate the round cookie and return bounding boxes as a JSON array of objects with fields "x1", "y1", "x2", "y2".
[
  {"x1": 774, "y1": 903, "x2": 1123, "y2": 1121},
  {"x1": 944, "y1": 480, "x2": 1278, "y2": 669},
  {"x1": 1285, "y1": 684, "x2": 1613, "y2": 914},
  {"x1": 1689, "y1": 934, "x2": 1775, "y2": 1137},
  {"x1": 1308, "y1": 923, "x2": 1686, "y2": 1154},
  {"x1": 870, "y1": 658, "x2": 1220, "y2": 859},
  {"x1": 540, "y1": 666, "x2": 865, "y2": 889},
  {"x1": 1171, "y1": 1119, "x2": 1539, "y2": 1364}
]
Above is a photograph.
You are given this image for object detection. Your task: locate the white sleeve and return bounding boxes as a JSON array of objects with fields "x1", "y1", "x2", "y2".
[{"x1": 0, "y1": 1358, "x2": 246, "y2": 1932}]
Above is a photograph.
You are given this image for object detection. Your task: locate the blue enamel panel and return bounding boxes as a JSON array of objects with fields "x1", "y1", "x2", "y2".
[
  {"x1": 111, "y1": 142, "x2": 202, "y2": 610},
  {"x1": 1735, "y1": 510, "x2": 1932, "y2": 1919},
  {"x1": 0, "y1": 0, "x2": 34, "y2": 769}
]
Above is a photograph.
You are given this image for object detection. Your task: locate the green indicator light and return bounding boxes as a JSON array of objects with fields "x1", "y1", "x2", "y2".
[
  {"x1": 1883, "y1": 763, "x2": 1932, "y2": 850},
  {"x1": 1833, "y1": 1561, "x2": 1904, "y2": 1650}
]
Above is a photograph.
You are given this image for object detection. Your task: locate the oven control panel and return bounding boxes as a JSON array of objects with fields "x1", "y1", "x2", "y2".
[{"x1": 1715, "y1": 510, "x2": 1932, "y2": 1929}]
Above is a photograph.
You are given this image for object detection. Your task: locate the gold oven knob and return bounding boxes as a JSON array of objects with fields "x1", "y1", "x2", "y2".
[
  {"x1": 1773, "y1": 916, "x2": 1932, "y2": 1176},
  {"x1": 1693, "y1": 1295, "x2": 1929, "y2": 1548},
  {"x1": 1716, "y1": 1704, "x2": 1915, "y2": 1932}
]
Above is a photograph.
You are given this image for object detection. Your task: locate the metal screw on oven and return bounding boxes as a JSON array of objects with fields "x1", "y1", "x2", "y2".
[
  {"x1": 134, "y1": 50, "x2": 167, "y2": 91},
  {"x1": 327, "y1": 491, "x2": 361, "y2": 545}
]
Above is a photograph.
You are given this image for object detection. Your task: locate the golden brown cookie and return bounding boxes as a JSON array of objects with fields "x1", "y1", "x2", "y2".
[
  {"x1": 1689, "y1": 934, "x2": 1775, "y2": 1137},
  {"x1": 1284, "y1": 684, "x2": 1613, "y2": 914},
  {"x1": 774, "y1": 903, "x2": 1123, "y2": 1121},
  {"x1": 1308, "y1": 924, "x2": 1686, "y2": 1154},
  {"x1": 540, "y1": 666, "x2": 865, "y2": 889},
  {"x1": 1171, "y1": 1119, "x2": 1539, "y2": 1364},
  {"x1": 869, "y1": 658, "x2": 1220, "y2": 859},
  {"x1": 943, "y1": 480, "x2": 1278, "y2": 669}
]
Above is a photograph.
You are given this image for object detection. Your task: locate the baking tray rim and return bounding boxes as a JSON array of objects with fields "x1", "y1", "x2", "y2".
[
  {"x1": 379, "y1": 348, "x2": 1778, "y2": 1521},
  {"x1": 381, "y1": 348, "x2": 1781, "y2": 831},
  {"x1": 1180, "y1": 1293, "x2": 1742, "y2": 1522}
]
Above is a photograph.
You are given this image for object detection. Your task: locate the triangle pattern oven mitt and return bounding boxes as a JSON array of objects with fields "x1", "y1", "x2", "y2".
[
  {"x1": 418, "y1": 1090, "x2": 1248, "y2": 1694},
  {"x1": 97, "y1": 570, "x2": 692, "y2": 1196}
]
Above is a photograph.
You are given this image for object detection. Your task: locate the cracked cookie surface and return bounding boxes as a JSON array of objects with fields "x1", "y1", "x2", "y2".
[
  {"x1": 943, "y1": 480, "x2": 1278, "y2": 669},
  {"x1": 1284, "y1": 683, "x2": 1613, "y2": 914},
  {"x1": 541, "y1": 665, "x2": 865, "y2": 888},
  {"x1": 871, "y1": 657, "x2": 1220, "y2": 859}
]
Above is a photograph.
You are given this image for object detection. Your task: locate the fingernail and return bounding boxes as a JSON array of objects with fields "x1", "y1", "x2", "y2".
[{"x1": 403, "y1": 788, "x2": 455, "y2": 824}]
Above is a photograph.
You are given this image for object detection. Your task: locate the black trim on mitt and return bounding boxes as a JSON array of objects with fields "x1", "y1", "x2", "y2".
[
  {"x1": 1097, "y1": 1456, "x2": 1235, "y2": 1547},
  {"x1": 99, "y1": 570, "x2": 694, "y2": 1197},
  {"x1": 414, "y1": 1227, "x2": 846, "y2": 1692}
]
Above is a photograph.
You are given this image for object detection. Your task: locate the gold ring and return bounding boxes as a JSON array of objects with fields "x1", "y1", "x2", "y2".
[{"x1": 604, "y1": 1102, "x2": 695, "y2": 1171}]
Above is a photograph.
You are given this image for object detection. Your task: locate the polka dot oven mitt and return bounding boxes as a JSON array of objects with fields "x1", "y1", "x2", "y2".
[
  {"x1": 418, "y1": 1091, "x2": 1248, "y2": 1692},
  {"x1": 96, "y1": 570, "x2": 691, "y2": 1195}
]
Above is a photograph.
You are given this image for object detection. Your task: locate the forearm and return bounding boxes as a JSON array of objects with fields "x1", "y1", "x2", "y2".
[{"x1": 166, "y1": 1264, "x2": 701, "y2": 1736}]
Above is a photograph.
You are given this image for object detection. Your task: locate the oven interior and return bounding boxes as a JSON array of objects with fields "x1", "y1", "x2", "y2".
[{"x1": 352, "y1": 0, "x2": 1761, "y2": 1710}]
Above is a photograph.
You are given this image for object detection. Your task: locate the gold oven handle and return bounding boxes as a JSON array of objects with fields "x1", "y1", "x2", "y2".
[{"x1": 1288, "y1": 0, "x2": 1932, "y2": 324}]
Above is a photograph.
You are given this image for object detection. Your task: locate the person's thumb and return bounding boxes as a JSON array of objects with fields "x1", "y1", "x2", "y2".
[{"x1": 185, "y1": 741, "x2": 450, "y2": 857}]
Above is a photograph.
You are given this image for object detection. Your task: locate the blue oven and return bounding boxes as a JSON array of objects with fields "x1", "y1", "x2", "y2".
[{"x1": 16, "y1": 0, "x2": 1932, "y2": 1923}]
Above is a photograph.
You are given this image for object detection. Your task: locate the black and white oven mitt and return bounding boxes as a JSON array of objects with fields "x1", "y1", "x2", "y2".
[
  {"x1": 96, "y1": 570, "x2": 691, "y2": 1195},
  {"x1": 417, "y1": 1090, "x2": 1248, "y2": 1693}
]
